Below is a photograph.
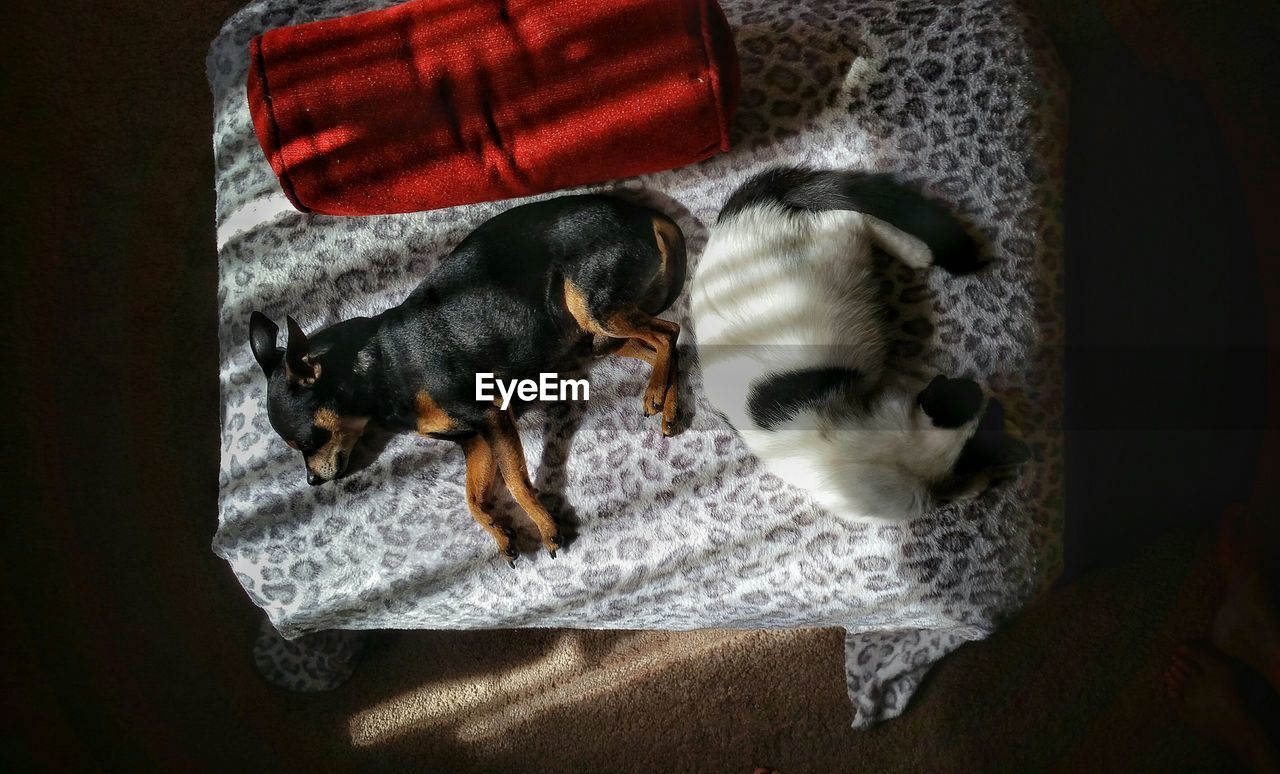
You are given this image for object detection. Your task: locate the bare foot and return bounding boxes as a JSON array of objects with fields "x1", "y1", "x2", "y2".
[
  {"x1": 1211, "y1": 504, "x2": 1280, "y2": 694},
  {"x1": 1164, "y1": 641, "x2": 1280, "y2": 774}
]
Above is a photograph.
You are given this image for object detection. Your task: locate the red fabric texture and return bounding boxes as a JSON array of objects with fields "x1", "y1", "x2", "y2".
[{"x1": 247, "y1": 0, "x2": 740, "y2": 216}]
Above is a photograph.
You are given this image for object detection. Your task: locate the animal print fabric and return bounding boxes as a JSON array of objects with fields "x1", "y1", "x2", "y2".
[
  {"x1": 208, "y1": 0, "x2": 1066, "y2": 728},
  {"x1": 253, "y1": 618, "x2": 366, "y2": 692}
]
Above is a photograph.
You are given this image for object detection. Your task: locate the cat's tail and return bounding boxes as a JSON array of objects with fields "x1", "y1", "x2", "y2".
[{"x1": 717, "y1": 166, "x2": 980, "y2": 274}]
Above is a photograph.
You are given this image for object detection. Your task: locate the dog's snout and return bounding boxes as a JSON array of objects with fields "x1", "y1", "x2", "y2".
[{"x1": 307, "y1": 471, "x2": 325, "y2": 486}]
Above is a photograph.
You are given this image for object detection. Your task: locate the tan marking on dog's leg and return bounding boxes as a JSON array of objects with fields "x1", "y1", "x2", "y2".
[
  {"x1": 603, "y1": 310, "x2": 680, "y2": 430},
  {"x1": 562, "y1": 280, "x2": 596, "y2": 333},
  {"x1": 646, "y1": 316, "x2": 680, "y2": 337},
  {"x1": 461, "y1": 435, "x2": 518, "y2": 564},
  {"x1": 415, "y1": 391, "x2": 454, "y2": 435},
  {"x1": 606, "y1": 336, "x2": 679, "y2": 433},
  {"x1": 659, "y1": 344, "x2": 680, "y2": 435},
  {"x1": 486, "y1": 410, "x2": 562, "y2": 555},
  {"x1": 647, "y1": 215, "x2": 686, "y2": 312},
  {"x1": 611, "y1": 338, "x2": 656, "y2": 365},
  {"x1": 564, "y1": 279, "x2": 681, "y2": 434},
  {"x1": 651, "y1": 216, "x2": 673, "y2": 285}
]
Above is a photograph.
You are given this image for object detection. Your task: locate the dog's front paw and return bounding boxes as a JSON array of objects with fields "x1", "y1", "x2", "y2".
[
  {"x1": 658, "y1": 370, "x2": 681, "y2": 436},
  {"x1": 660, "y1": 398, "x2": 681, "y2": 436},
  {"x1": 544, "y1": 530, "x2": 562, "y2": 559},
  {"x1": 643, "y1": 380, "x2": 666, "y2": 416},
  {"x1": 487, "y1": 523, "x2": 519, "y2": 568}
]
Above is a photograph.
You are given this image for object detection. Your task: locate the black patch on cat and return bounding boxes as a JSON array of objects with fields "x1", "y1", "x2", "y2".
[
  {"x1": 747, "y1": 367, "x2": 864, "y2": 430},
  {"x1": 917, "y1": 375, "x2": 983, "y2": 428},
  {"x1": 717, "y1": 166, "x2": 980, "y2": 274}
]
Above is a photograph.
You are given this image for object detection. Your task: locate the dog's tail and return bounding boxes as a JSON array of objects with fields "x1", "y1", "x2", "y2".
[{"x1": 717, "y1": 166, "x2": 979, "y2": 274}]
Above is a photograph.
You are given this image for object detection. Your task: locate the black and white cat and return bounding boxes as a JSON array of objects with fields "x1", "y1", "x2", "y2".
[{"x1": 690, "y1": 167, "x2": 1029, "y2": 521}]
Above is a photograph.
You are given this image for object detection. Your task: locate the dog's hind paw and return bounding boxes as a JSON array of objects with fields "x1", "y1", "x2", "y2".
[
  {"x1": 499, "y1": 537, "x2": 519, "y2": 568},
  {"x1": 660, "y1": 415, "x2": 679, "y2": 437},
  {"x1": 658, "y1": 394, "x2": 684, "y2": 437},
  {"x1": 643, "y1": 391, "x2": 663, "y2": 416}
]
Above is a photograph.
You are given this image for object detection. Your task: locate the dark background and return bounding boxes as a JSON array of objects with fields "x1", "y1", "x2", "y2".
[{"x1": 3, "y1": 0, "x2": 1276, "y2": 769}]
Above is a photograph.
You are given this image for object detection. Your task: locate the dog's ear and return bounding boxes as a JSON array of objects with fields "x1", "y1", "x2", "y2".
[
  {"x1": 249, "y1": 311, "x2": 282, "y2": 375},
  {"x1": 285, "y1": 315, "x2": 321, "y2": 386}
]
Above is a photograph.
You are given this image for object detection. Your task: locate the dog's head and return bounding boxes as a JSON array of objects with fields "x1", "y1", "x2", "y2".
[{"x1": 248, "y1": 312, "x2": 369, "y2": 485}]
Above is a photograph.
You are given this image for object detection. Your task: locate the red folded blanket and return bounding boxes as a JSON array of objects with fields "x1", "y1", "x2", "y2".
[{"x1": 247, "y1": 0, "x2": 739, "y2": 216}]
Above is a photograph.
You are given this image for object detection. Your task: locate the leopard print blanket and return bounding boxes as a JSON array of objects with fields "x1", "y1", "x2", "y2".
[{"x1": 208, "y1": 0, "x2": 1066, "y2": 728}]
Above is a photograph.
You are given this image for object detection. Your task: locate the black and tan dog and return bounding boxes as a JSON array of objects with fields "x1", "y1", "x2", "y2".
[{"x1": 248, "y1": 195, "x2": 686, "y2": 565}]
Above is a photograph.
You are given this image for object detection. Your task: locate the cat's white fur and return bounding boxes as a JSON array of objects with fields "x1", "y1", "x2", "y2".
[{"x1": 691, "y1": 203, "x2": 981, "y2": 522}]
